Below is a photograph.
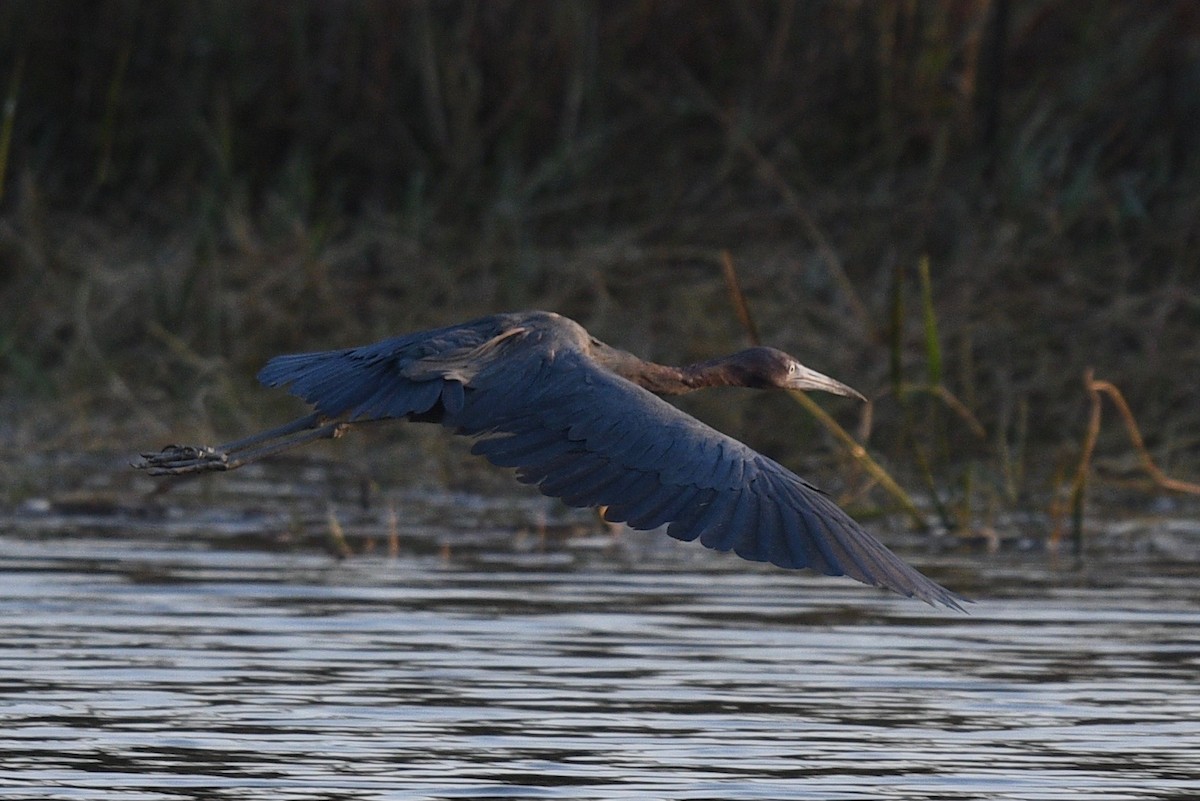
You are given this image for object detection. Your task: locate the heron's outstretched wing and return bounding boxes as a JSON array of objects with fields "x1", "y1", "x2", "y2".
[{"x1": 450, "y1": 348, "x2": 963, "y2": 610}]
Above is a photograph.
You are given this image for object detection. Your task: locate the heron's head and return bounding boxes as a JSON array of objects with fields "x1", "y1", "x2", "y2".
[{"x1": 726, "y1": 347, "x2": 866, "y2": 401}]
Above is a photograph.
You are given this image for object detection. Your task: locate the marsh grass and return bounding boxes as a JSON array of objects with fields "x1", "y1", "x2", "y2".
[{"x1": 1, "y1": 2, "x2": 1197, "y2": 544}]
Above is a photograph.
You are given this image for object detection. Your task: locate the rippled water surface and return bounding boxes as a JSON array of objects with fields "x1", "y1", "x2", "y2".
[{"x1": 1, "y1": 522, "x2": 1198, "y2": 800}]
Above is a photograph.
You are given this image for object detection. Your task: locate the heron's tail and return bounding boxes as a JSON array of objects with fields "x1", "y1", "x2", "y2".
[{"x1": 258, "y1": 348, "x2": 458, "y2": 421}]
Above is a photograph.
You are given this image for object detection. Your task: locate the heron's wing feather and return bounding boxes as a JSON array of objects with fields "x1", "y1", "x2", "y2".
[{"x1": 455, "y1": 349, "x2": 963, "y2": 610}]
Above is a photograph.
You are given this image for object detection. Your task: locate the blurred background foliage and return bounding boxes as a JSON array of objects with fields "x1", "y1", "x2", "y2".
[{"x1": 0, "y1": 1, "x2": 1197, "y2": 527}]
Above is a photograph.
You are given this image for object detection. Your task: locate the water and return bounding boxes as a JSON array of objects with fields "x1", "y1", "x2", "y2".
[{"x1": 0, "y1": 523, "x2": 1197, "y2": 800}]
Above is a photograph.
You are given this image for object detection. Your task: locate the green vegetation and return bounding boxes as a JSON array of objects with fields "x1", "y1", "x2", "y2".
[{"x1": 1, "y1": 2, "x2": 1196, "y2": 539}]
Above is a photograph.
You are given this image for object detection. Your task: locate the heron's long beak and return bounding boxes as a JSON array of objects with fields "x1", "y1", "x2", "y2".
[{"x1": 786, "y1": 364, "x2": 867, "y2": 402}]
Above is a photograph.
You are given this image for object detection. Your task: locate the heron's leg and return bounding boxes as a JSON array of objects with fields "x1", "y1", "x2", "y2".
[
  {"x1": 134, "y1": 412, "x2": 350, "y2": 476},
  {"x1": 208, "y1": 411, "x2": 327, "y2": 454}
]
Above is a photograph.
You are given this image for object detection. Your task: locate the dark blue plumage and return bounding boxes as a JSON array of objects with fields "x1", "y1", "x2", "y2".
[{"x1": 143, "y1": 310, "x2": 963, "y2": 609}]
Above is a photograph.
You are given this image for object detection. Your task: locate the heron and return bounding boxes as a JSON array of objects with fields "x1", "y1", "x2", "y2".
[{"x1": 136, "y1": 310, "x2": 963, "y2": 609}]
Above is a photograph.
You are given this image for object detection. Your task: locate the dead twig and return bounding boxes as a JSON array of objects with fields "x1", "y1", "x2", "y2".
[
  {"x1": 673, "y1": 64, "x2": 872, "y2": 336},
  {"x1": 1057, "y1": 369, "x2": 1200, "y2": 553},
  {"x1": 719, "y1": 250, "x2": 760, "y2": 346},
  {"x1": 325, "y1": 503, "x2": 353, "y2": 559},
  {"x1": 718, "y1": 251, "x2": 927, "y2": 530}
]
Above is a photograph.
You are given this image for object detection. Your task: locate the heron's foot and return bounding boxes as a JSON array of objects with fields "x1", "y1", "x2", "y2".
[
  {"x1": 133, "y1": 414, "x2": 357, "y2": 478},
  {"x1": 134, "y1": 444, "x2": 233, "y2": 475}
]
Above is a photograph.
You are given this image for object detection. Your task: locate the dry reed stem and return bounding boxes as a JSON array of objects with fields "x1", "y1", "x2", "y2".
[
  {"x1": 930, "y1": 384, "x2": 986, "y2": 440},
  {"x1": 719, "y1": 250, "x2": 760, "y2": 345},
  {"x1": 387, "y1": 502, "x2": 400, "y2": 559},
  {"x1": 325, "y1": 504, "x2": 352, "y2": 559},
  {"x1": 0, "y1": 54, "x2": 23, "y2": 203},
  {"x1": 934, "y1": 385, "x2": 986, "y2": 440},
  {"x1": 718, "y1": 251, "x2": 926, "y2": 530},
  {"x1": 672, "y1": 65, "x2": 872, "y2": 335},
  {"x1": 786, "y1": 388, "x2": 926, "y2": 530},
  {"x1": 1057, "y1": 369, "x2": 1200, "y2": 551},
  {"x1": 875, "y1": 383, "x2": 989, "y2": 441}
]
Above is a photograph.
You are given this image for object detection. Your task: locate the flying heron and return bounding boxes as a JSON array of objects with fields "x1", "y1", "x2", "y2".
[{"x1": 137, "y1": 310, "x2": 963, "y2": 609}]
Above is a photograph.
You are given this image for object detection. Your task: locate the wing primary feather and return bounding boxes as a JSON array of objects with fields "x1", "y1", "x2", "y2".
[
  {"x1": 724, "y1": 492, "x2": 760, "y2": 555},
  {"x1": 829, "y1": 514, "x2": 919, "y2": 592},
  {"x1": 455, "y1": 407, "x2": 541, "y2": 437},
  {"x1": 772, "y1": 499, "x2": 825, "y2": 573},
  {"x1": 603, "y1": 432, "x2": 663, "y2": 469},
  {"x1": 634, "y1": 486, "x2": 714, "y2": 533},
  {"x1": 669, "y1": 494, "x2": 734, "y2": 547},
  {"x1": 734, "y1": 491, "x2": 772, "y2": 565},
  {"x1": 696, "y1": 491, "x2": 748, "y2": 553},
  {"x1": 596, "y1": 475, "x2": 667, "y2": 523},
  {"x1": 801, "y1": 490, "x2": 892, "y2": 582},
  {"x1": 701, "y1": 441, "x2": 739, "y2": 490},
  {"x1": 697, "y1": 494, "x2": 743, "y2": 550},
  {"x1": 558, "y1": 465, "x2": 641, "y2": 508},
  {"x1": 536, "y1": 456, "x2": 613, "y2": 500},
  {"x1": 471, "y1": 431, "x2": 576, "y2": 468},
  {"x1": 787, "y1": 495, "x2": 848, "y2": 576},
  {"x1": 590, "y1": 470, "x2": 656, "y2": 516},
  {"x1": 513, "y1": 448, "x2": 595, "y2": 485},
  {"x1": 614, "y1": 484, "x2": 687, "y2": 531}
]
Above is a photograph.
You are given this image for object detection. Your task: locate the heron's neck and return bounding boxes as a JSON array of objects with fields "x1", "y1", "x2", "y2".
[
  {"x1": 622, "y1": 358, "x2": 739, "y2": 396},
  {"x1": 594, "y1": 343, "x2": 740, "y2": 396}
]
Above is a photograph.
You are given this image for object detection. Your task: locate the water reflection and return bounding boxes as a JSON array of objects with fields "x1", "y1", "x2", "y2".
[{"x1": 0, "y1": 531, "x2": 1197, "y2": 800}]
